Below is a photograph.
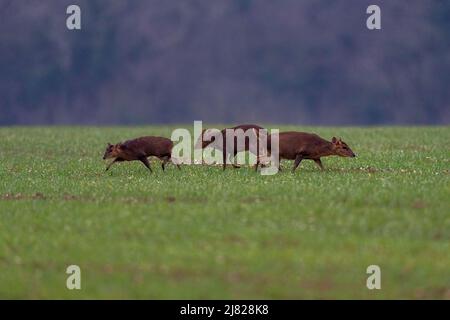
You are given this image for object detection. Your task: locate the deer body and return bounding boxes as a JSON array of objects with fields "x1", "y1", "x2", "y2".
[
  {"x1": 103, "y1": 136, "x2": 180, "y2": 172},
  {"x1": 264, "y1": 131, "x2": 356, "y2": 172},
  {"x1": 199, "y1": 124, "x2": 266, "y2": 170}
]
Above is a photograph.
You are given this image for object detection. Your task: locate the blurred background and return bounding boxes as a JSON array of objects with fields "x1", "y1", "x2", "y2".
[{"x1": 0, "y1": 0, "x2": 449, "y2": 125}]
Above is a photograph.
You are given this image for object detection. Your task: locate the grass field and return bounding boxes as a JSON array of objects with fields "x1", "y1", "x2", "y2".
[{"x1": 0, "y1": 125, "x2": 449, "y2": 299}]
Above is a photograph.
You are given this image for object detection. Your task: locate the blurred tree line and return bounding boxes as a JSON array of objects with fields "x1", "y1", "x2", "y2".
[{"x1": 0, "y1": 0, "x2": 449, "y2": 125}]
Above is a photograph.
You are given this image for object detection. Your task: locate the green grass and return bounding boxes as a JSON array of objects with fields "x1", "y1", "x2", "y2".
[{"x1": 0, "y1": 125, "x2": 449, "y2": 299}]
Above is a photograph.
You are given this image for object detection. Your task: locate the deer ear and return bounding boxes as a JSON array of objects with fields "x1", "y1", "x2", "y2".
[
  {"x1": 107, "y1": 143, "x2": 112, "y2": 147},
  {"x1": 332, "y1": 137, "x2": 337, "y2": 144}
]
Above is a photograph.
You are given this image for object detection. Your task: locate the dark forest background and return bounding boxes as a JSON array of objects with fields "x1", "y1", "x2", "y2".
[{"x1": 0, "y1": 0, "x2": 449, "y2": 125}]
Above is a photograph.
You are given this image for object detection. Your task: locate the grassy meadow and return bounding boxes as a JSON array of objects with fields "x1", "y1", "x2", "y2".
[{"x1": 0, "y1": 125, "x2": 449, "y2": 299}]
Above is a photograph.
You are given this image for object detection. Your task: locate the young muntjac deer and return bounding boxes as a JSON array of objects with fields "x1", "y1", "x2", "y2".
[
  {"x1": 195, "y1": 124, "x2": 266, "y2": 170},
  {"x1": 259, "y1": 132, "x2": 356, "y2": 173},
  {"x1": 103, "y1": 136, "x2": 180, "y2": 172}
]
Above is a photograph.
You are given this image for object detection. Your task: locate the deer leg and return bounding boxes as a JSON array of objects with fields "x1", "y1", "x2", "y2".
[
  {"x1": 253, "y1": 153, "x2": 264, "y2": 171},
  {"x1": 292, "y1": 154, "x2": 303, "y2": 173},
  {"x1": 139, "y1": 156, "x2": 152, "y2": 173},
  {"x1": 231, "y1": 151, "x2": 242, "y2": 169},
  {"x1": 105, "y1": 157, "x2": 123, "y2": 171},
  {"x1": 254, "y1": 158, "x2": 260, "y2": 172},
  {"x1": 105, "y1": 159, "x2": 117, "y2": 171},
  {"x1": 159, "y1": 156, "x2": 170, "y2": 171},
  {"x1": 170, "y1": 156, "x2": 181, "y2": 170},
  {"x1": 314, "y1": 158, "x2": 324, "y2": 170},
  {"x1": 222, "y1": 151, "x2": 227, "y2": 170},
  {"x1": 231, "y1": 155, "x2": 241, "y2": 168}
]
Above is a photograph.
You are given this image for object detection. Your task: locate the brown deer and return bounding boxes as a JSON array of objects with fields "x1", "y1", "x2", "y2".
[
  {"x1": 103, "y1": 136, "x2": 180, "y2": 172},
  {"x1": 258, "y1": 132, "x2": 356, "y2": 173},
  {"x1": 196, "y1": 124, "x2": 266, "y2": 170}
]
